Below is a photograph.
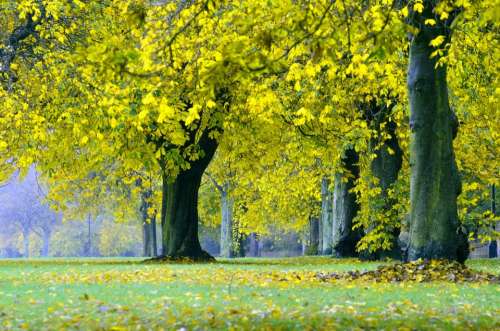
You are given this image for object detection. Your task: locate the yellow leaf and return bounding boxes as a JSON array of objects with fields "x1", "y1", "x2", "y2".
[
  {"x1": 424, "y1": 19, "x2": 436, "y2": 26},
  {"x1": 185, "y1": 104, "x2": 201, "y2": 125},
  {"x1": 413, "y1": 3, "x2": 424, "y2": 13},
  {"x1": 138, "y1": 110, "x2": 149, "y2": 120},
  {"x1": 206, "y1": 100, "x2": 216, "y2": 109},
  {"x1": 158, "y1": 103, "x2": 175, "y2": 123},
  {"x1": 440, "y1": 11, "x2": 449, "y2": 20},
  {"x1": 429, "y1": 35, "x2": 445, "y2": 48},
  {"x1": 294, "y1": 81, "x2": 301, "y2": 92},
  {"x1": 80, "y1": 136, "x2": 89, "y2": 146},
  {"x1": 401, "y1": 6, "x2": 409, "y2": 18},
  {"x1": 142, "y1": 93, "x2": 157, "y2": 106}
]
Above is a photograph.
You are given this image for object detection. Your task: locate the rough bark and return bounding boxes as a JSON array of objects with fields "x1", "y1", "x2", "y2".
[
  {"x1": 332, "y1": 148, "x2": 362, "y2": 257},
  {"x1": 320, "y1": 177, "x2": 333, "y2": 254},
  {"x1": 407, "y1": 9, "x2": 468, "y2": 262},
  {"x1": 220, "y1": 186, "x2": 235, "y2": 258},
  {"x1": 160, "y1": 131, "x2": 218, "y2": 260}
]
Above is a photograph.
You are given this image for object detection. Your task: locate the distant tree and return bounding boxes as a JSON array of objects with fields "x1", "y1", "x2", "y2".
[{"x1": 0, "y1": 168, "x2": 59, "y2": 257}]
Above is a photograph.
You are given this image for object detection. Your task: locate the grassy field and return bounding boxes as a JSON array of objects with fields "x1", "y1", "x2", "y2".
[{"x1": 0, "y1": 257, "x2": 498, "y2": 330}]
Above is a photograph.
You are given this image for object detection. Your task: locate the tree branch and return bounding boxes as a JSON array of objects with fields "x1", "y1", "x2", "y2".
[{"x1": 205, "y1": 171, "x2": 224, "y2": 193}]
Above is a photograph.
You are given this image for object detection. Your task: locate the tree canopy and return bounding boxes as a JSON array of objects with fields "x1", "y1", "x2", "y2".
[{"x1": 1, "y1": 0, "x2": 498, "y2": 260}]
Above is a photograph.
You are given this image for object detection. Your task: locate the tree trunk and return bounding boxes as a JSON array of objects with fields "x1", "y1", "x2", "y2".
[
  {"x1": 83, "y1": 214, "x2": 92, "y2": 257},
  {"x1": 489, "y1": 184, "x2": 497, "y2": 258},
  {"x1": 248, "y1": 233, "x2": 260, "y2": 257},
  {"x1": 220, "y1": 186, "x2": 234, "y2": 258},
  {"x1": 160, "y1": 132, "x2": 218, "y2": 260},
  {"x1": 306, "y1": 216, "x2": 320, "y2": 255},
  {"x1": 234, "y1": 233, "x2": 246, "y2": 257},
  {"x1": 407, "y1": 19, "x2": 468, "y2": 262},
  {"x1": 363, "y1": 105, "x2": 404, "y2": 260},
  {"x1": 332, "y1": 148, "x2": 362, "y2": 257},
  {"x1": 22, "y1": 229, "x2": 30, "y2": 258},
  {"x1": 41, "y1": 229, "x2": 51, "y2": 257},
  {"x1": 320, "y1": 177, "x2": 333, "y2": 254},
  {"x1": 141, "y1": 189, "x2": 157, "y2": 257},
  {"x1": 143, "y1": 218, "x2": 157, "y2": 257},
  {"x1": 318, "y1": 211, "x2": 323, "y2": 253}
]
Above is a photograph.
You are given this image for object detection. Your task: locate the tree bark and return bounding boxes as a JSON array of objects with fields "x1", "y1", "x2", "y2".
[
  {"x1": 332, "y1": 148, "x2": 362, "y2": 257},
  {"x1": 489, "y1": 184, "x2": 497, "y2": 258},
  {"x1": 306, "y1": 216, "x2": 320, "y2": 255},
  {"x1": 141, "y1": 189, "x2": 157, "y2": 257},
  {"x1": 143, "y1": 217, "x2": 158, "y2": 257},
  {"x1": 363, "y1": 105, "x2": 403, "y2": 260},
  {"x1": 160, "y1": 131, "x2": 218, "y2": 260},
  {"x1": 220, "y1": 186, "x2": 234, "y2": 258},
  {"x1": 407, "y1": 13, "x2": 468, "y2": 262},
  {"x1": 320, "y1": 177, "x2": 333, "y2": 254},
  {"x1": 248, "y1": 233, "x2": 260, "y2": 257}
]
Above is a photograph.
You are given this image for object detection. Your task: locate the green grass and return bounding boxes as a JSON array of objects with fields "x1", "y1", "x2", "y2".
[{"x1": 0, "y1": 257, "x2": 498, "y2": 330}]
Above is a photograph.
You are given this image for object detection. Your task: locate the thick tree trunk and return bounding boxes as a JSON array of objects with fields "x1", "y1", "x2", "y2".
[
  {"x1": 320, "y1": 177, "x2": 333, "y2": 254},
  {"x1": 160, "y1": 132, "x2": 218, "y2": 260},
  {"x1": 220, "y1": 187, "x2": 234, "y2": 258},
  {"x1": 306, "y1": 216, "x2": 320, "y2": 255},
  {"x1": 407, "y1": 23, "x2": 468, "y2": 262},
  {"x1": 332, "y1": 148, "x2": 362, "y2": 257}
]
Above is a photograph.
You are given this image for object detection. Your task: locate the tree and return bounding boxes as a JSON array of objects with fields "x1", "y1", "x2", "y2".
[
  {"x1": 0, "y1": 168, "x2": 59, "y2": 257},
  {"x1": 305, "y1": 216, "x2": 320, "y2": 255},
  {"x1": 405, "y1": 0, "x2": 469, "y2": 262},
  {"x1": 355, "y1": 101, "x2": 404, "y2": 260},
  {"x1": 1, "y1": 0, "x2": 498, "y2": 262},
  {"x1": 206, "y1": 174, "x2": 235, "y2": 258},
  {"x1": 320, "y1": 178, "x2": 333, "y2": 255},
  {"x1": 141, "y1": 188, "x2": 158, "y2": 257},
  {"x1": 331, "y1": 148, "x2": 362, "y2": 257},
  {"x1": 136, "y1": 176, "x2": 159, "y2": 257}
]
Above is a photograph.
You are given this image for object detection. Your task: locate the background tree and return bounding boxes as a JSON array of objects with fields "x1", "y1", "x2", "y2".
[{"x1": 0, "y1": 168, "x2": 59, "y2": 257}]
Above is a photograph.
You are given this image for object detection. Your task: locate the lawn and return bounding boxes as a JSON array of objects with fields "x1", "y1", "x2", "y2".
[{"x1": 0, "y1": 257, "x2": 498, "y2": 330}]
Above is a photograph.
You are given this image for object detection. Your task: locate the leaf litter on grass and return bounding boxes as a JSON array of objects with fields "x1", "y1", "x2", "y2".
[{"x1": 316, "y1": 259, "x2": 500, "y2": 283}]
